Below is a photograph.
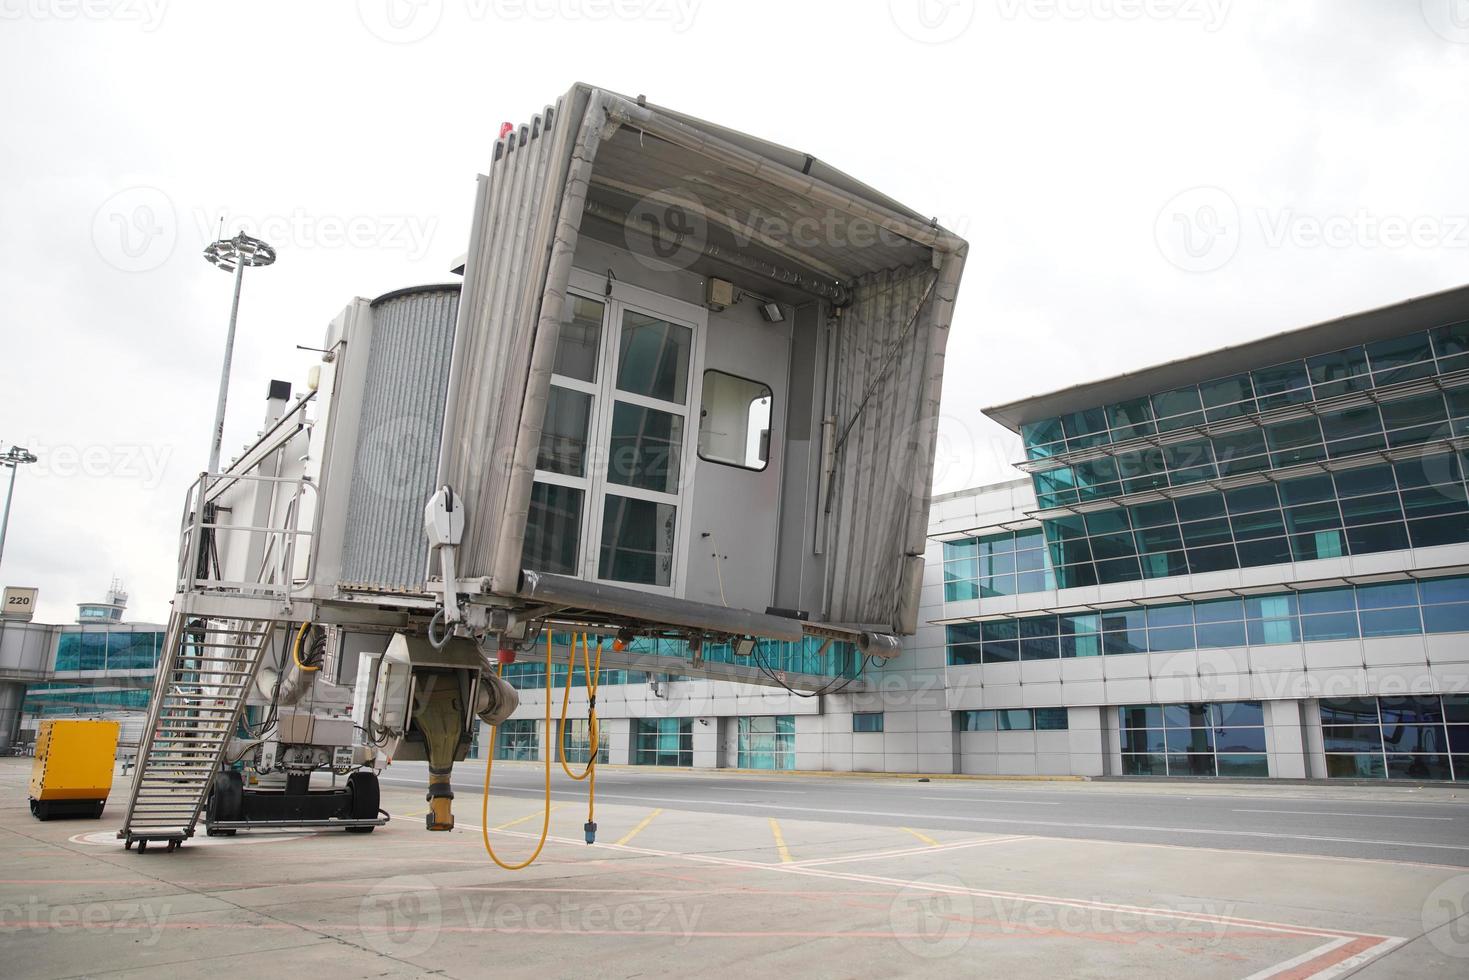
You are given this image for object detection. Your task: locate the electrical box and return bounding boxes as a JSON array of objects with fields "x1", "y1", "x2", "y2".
[{"x1": 28, "y1": 719, "x2": 119, "y2": 820}]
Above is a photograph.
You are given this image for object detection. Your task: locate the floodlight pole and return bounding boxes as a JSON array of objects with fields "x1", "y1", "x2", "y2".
[
  {"x1": 208, "y1": 253, "x2": 248, "y2": 474},
  {"x1": 0, "y1": 447, "x2": 39, "y2": 570},
  {"x1": 203, "y1": 232, "x2": 277, "y2": 474}
]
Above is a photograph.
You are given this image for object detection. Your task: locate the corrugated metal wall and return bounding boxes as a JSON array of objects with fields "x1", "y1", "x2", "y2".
[
  {"x1": 339, "y1": 286, "x2": 459, "y2": 590},
  {"x1": 434, "y1": 86, "x2": 598, "y2": 591},
  {"x1": 823, "y1": 250, "x2": 965, "y2": 628}
]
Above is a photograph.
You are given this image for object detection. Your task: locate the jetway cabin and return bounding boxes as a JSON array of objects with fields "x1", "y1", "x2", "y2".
[{"x1": 176, "y1": 82, "x2": 969, "y2": 673}]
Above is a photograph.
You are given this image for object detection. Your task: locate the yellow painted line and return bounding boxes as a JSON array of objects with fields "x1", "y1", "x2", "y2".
[
  {"x1": 615, "y1": 808, "x2": 663, "y2": 846},
  {"x1": 900, "y1": 826, "x2": 940, "y2": 847},
  {"x1": 769, "y1": 817, "x2": 793, "y2": 863},
  {"x1": 494, "y1": 803, "x2": 562, "y2": 831}
]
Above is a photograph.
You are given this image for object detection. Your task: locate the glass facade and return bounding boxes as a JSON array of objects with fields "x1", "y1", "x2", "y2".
[
  {"x1": 948, "y1": 451, "x2": 1469, "y2": 595},
  {"x1": 1021, "y1": 321, "x2": 1469, "y2": 461},
  {"x1": 53, "y1": 630, "x2": 164, "y2": 672},
  {"x1": 559, "y1": 718, "x2": 607, "y2": 765},
  {"x1": 947, "y1": 574, "x2": 1469, "y2": 665},
  {"x1": 1120, "y1": 701, "x2": 1269, "y2": 776},
  {"x1": 852, "y1": 712, "x2": 884, "y2": 733},
  {"x1": 943, "y1": 529, "x2": 1053, "y2": 601},
  {"x1": 1321, "y1": 695, "x2": 1468, "y2": 781},
  {"x1": 23, "y1": 683, "x2": 151, "y2": 715},
  {"x1": 955, "y1": 708, "x2": 1069, "y2": 731},
  {"x1": 498, "y1": 632, "x2": 860, "y2": 689},
  {"x1": 494, "y1": 719, "x2": 539, "y2": 760},
  {"x1": 737, "y1": 715, "x2": 795, "y2": 769},
  {"x1": 634, "y1": 718, "x2": 693, "y2": 766}
]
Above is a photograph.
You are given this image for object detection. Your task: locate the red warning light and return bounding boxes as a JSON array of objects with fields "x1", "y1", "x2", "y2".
[{"x1": 499, "y1": 122, "x2": 513, "y2": 139}]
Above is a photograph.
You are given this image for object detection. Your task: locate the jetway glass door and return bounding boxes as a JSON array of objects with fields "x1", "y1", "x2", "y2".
[{"x1": 524, "y1": 279, "x2": 702, "y2": 594}]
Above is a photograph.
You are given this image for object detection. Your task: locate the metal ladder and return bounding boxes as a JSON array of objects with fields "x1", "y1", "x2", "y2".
[{"x1": 118, "y1": 611, "x2": 275, "y2": 851}]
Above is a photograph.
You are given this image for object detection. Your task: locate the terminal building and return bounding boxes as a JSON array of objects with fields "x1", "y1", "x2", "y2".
[
  {"x1": 0, "y1": 583, "x2": 165, "y2": 752},
  {"x1": 497, "y1": 283, "x2": 1469, "y2": 782}
]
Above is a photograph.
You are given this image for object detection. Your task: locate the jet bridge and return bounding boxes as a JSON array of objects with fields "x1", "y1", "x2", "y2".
[{"x1": 118, "y1": 83, "x2": 967, "y2": 849}]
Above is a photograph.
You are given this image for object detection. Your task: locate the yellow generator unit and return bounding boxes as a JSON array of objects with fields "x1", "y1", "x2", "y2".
[{"x1": 29, "y1": 719, "x2": 121, "y2": 821}]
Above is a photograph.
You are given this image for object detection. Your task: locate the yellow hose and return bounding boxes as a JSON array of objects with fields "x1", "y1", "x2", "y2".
[
  {"x1": 291, "y1": 622, "x2": 319, "y2": 672},
  {"x1": 558, "y1": 632, "x2": 603, "y2": 782},
  {"x1": 480, "y1": 629, "x2": 553, "y2": 870}
]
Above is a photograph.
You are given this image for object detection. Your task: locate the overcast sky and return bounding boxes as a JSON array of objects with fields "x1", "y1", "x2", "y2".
[{"x1": 1, "y1": 0, "x2": 1466, "y2": 623}]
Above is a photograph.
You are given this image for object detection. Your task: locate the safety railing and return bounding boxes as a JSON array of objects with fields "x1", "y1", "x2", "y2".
[{"x1": 175, "y1": 471, "x2": 321, "y2": 610}]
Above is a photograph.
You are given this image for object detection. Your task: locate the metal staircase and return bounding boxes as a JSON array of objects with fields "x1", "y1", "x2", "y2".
[{"x1": 118, "y1": 612, "x2": 275, "y2": 851}]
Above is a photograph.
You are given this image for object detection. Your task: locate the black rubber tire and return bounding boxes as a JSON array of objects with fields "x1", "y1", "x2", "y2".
[
  {"x1": 34, "y1": 802, "x2": 51, "y2": 822},
  {"x1": 347, "y1": 771, "x2": 379, "y2": 821},
  {"x1": 205, "y1": 770, "x2": 244, "y2": 834},
  {"x1": 92, "y1": 802, "x2": 105, "y2": 820},
  {"x1": 345, "y1": 825, "x2": 375, "y2": 834}
]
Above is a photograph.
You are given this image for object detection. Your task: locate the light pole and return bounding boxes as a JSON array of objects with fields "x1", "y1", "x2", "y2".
[
  {"x1": 203, "y1": 232, "x2": 276, "y2": 473},
  {"x1": 0, "y1": 446, "x2": 38, "y2": 570}
]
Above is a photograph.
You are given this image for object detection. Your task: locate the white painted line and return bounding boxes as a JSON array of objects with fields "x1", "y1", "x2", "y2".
[
  {"x1": 428, "y1": 782, "x2": 1469, "y2": 853},
  {"x1": 1242, "y1": 936, "x2": 1353, "y2": 980},
  {"x1": 1233, "y1": 808, "x2": 1454, "y2": 821},
  {"x1": 918, "y1": 796, "x2": 1062, "y2": 805}
]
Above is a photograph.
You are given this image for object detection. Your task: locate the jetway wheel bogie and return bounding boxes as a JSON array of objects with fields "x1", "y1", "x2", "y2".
[
  {"x1": 347, "y1": 771, "x2": 379, "y2": 829},
  {"x1": 205, "y1": 770, "x2": 243, "y2": 835}
]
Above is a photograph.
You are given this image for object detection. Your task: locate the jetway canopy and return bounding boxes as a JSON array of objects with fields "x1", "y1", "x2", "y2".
[{"x1": 428, "y1": 83, "x2": 967, "y2": 638}]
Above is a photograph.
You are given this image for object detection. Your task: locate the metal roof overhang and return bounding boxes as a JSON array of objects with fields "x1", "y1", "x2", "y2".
[{"x1": 983, "y1": 281, "x2": 1469, "y2": 434}]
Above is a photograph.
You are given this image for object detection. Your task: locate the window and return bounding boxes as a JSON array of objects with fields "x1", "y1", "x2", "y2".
[
  {"x1": 954, "y1": 709, "x2": 1067, "y2": 732},
  {"x1": 698, "y1": 370, "x2": 773, "y2": 471},
  {"x1": 559, "y1": 719, "x2": 607, "y2": 765},
  {"x1": 1120, "y1": 702, "x2": 1268, "y2": 777},
  {"x1": 1323, "y1": 695, "x2": 1465, "y2": 781},
  {"x1": 946, "y1": 574, "x2": 1469, "y2": 665},
  {"x1": 522, "y1": 280, "x2": 703, "y2": 592},
  {"x1": 853, "y1": 712, "x2": 884, "y2": 733},
  {"x1": 634, "y1": 718, "x2": 693, "y2": 767},
  {"x1": 495, "y1": 719, "x2": 539, "y2": 761},
  {"x1": 738, "y1": 716, "x2": 795, "y2": 769}
]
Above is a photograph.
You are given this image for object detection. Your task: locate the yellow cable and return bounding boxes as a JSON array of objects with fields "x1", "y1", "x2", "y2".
[
  {"x1": 291, "y1": 622, "x2": 319, "y2": 672},
  {"x1": 558, "y1": 632, "x2": 602, "y2": 781},
  {"x1": 480, "y1": 629, "x2": 553, "y2": 870}
]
